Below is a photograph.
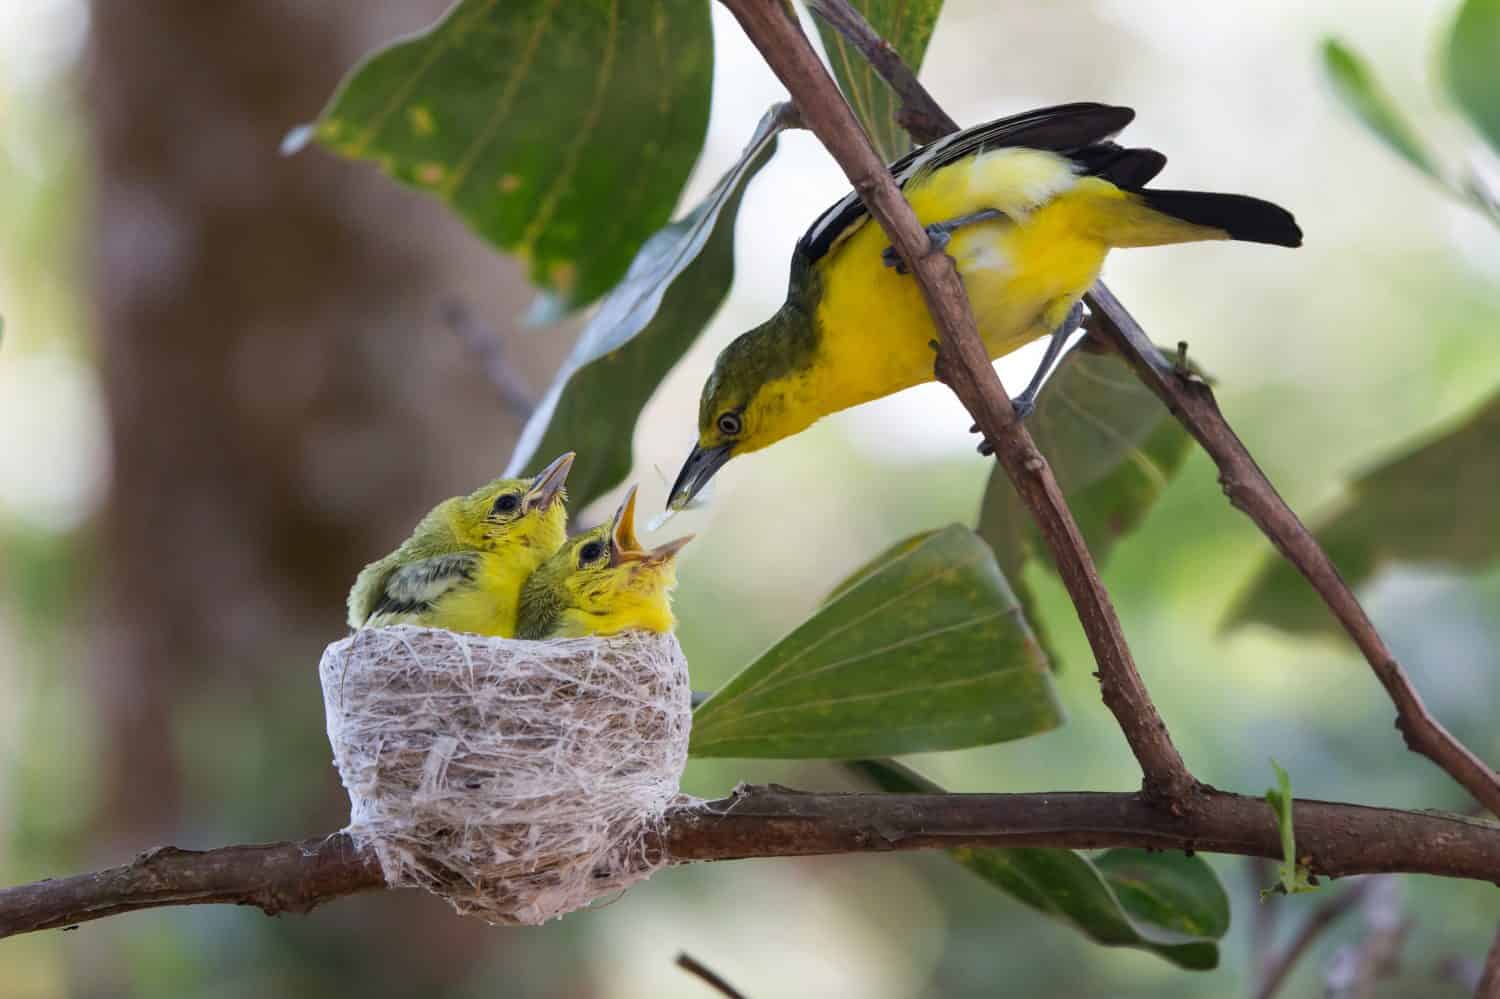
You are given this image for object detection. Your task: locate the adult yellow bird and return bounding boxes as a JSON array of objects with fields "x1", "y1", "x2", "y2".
[
  {"x1": 346, "y1": 451, "x2": 575, "y2": 637},
  {"x1": 667, "y1": 103, "x2": 1300, "y2": 508},
  {"x1": 516, "y1": 485, "x2": 693, "y2": 639}
]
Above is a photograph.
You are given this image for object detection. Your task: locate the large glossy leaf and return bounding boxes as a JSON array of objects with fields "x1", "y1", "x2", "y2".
[
  {"x1": 854, "y1": 760, "x2": 1229, "y2": 970},
  {"x1": 1447, "y1": 0, "x2": 1500, "y2": 154},
  {"x1": 1227, "y1": 390, "x2": 1500, "y2": 635},
  {"x1": 1321, "y1": 39, "x2": 1440, "y2": 178},
  {"x1": 506, "y1": 106, "x2": 792, "y2": 506},
  {"x1": 977, "y1": 345, "x2": 1193, "y2": 666},
  {"x1": 812, "y1": 0, "x2": 944, "y2": 160},
  {"x1": 312, "y1": 0, "x2": 713, "y2": 308},
  {"x1": 690, "y1": 525, "x2": 1061, "y2": 758}
]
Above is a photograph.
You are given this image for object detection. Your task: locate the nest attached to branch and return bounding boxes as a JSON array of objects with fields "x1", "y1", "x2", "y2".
[{"x1": 319, "y1": 626, "x2": 692, "y2": 925}]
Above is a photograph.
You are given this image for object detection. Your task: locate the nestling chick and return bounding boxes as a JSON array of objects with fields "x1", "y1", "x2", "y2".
[
  {"x1": 516, "y1": 485, "x2": 692, "y2": 639},
  {"x1": 347, "y1": 452, "x2": 574, "y2": 637}
]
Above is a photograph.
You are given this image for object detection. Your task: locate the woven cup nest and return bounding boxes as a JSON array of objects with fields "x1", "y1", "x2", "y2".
[{"x1": 319, "y1": 626, "x2": 692, "y2": 925}]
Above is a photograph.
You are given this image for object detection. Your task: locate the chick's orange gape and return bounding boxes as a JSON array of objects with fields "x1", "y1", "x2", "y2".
[{"x1": 667, "y1": 102, "x2": 1300, "y2": 510}]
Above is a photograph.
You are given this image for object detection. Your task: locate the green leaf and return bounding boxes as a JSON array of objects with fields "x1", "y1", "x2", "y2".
[
  {"x1": 313, "y1": 0, "x2": 713, "y2": 308},
  {"x1": 853, "y1": 760, "x2": 1229, "y2": 970},
  {"x1": 1263, "y1": 760, "x2": 1317, "y2": 897},
  {"x1": 1321, "y1": 39, "x2": 1441, "y2": 177},
  {"x1": 813, "y1": 0, "x2": 944, "y2": 161},
  {"x1": 1227, "y1": 390, "x2": 1500, "y2": 635},
  {"x1": 690, "y1": 525, "x2": 1061, "y2": 758},
  {"x1": 506, "y1": 105, "x2": 791, "y2": 507},
  {"x1": 1446, "y1": 0, "x2": 1500, "y2": 155},
  {"x1": 976, "y1": 346, "x2": 1193, "y2": 666}
]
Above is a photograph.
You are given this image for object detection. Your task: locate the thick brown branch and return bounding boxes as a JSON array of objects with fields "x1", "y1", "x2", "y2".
[
  {"x1": 2, "y1": 788, "x2": 1497, "y2": 941},
  {"x1": 0, "y1": 835, "x2": 385, "y2": 938},
  {"x1": 716, "y1": 0, "x2": 1194, "y2": 802},
  {"x1": 807, "y1": 0, "x2": 1500, "y2": 818},
  {"x1": 1083, "y1": 285, "x2": 1500, "y2": 817}
]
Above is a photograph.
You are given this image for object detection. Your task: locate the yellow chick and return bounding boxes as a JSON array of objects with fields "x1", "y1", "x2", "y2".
[
  {"x1": 516, "y1": 485, "x2": 692, "y2": 639},
  {"x1": 346, "y1": 452, "x2": 574, "y2": 637}
]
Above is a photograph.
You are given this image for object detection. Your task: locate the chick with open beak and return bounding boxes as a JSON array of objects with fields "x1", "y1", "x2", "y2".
[{"x1": 516, "y1": 485, "x2": 693, "y2": 640}]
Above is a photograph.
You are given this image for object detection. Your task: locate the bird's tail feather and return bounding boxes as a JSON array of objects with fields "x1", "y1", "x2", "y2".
[
  {"x1": 1136, "y1": 189, "x2": 1302, "y2": 247},
  {"x1": 1078, "y1": 186, "x2": 1302, "y2": 249}
]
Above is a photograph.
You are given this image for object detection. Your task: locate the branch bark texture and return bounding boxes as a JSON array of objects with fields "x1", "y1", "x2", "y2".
[
  {"x1": 719, "y1": 0, "x2": 1194, "y2": 802},
  {"x1": 807, "y1": 0, "x2": 1500, "y2": 819},
  {"x1": 2, "y1": 788, "x2": 1497, "y2": 940}
]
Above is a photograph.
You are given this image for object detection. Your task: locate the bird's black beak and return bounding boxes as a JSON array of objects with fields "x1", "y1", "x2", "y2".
[
  {"x1": 667, "y1": 442, "x2": 732, "y2": 511},
  {"x1": 524, "y1": 451, "x2": 575, "y2": 512}
]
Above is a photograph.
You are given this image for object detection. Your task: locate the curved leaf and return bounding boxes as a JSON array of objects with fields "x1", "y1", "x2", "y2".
[
  {"x1": 1322, "y1": 39, "x2": 1440, "y2": 177},
  {"x1": 313, "y1": 0, "x2": 713, "y2": 308},
  {"x1": 977, "y1": 345, "x2": 1193, "y2": 666},
  {"x1": 507, "y1": 106, "x2": 792, "y2": 506},
  {"x1": 690, "y1": 525, "x2": 1060, "y2": 759},
  {"x1": 1227, "y1": 390, "x2": 1500, "y2": 635},
  {"x1": 813, "y1": 0, "x2": 944, "y2": 160},
  {"x1": 853, "y1": 760, "x2": 1228, "y2": 971},
  {"x1": 1447, "y1": 0, "x2": 1500, "y2": 155}
]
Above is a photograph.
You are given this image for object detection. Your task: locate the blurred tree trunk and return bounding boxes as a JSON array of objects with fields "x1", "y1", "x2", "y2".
[{"x1": 83, "y1": 1, "x2": 571, "y2": 993}]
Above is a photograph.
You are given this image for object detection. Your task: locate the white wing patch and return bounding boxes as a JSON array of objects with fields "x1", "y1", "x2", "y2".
[{"x1": 958, "y1": 148, "x2": 1080, "y2": 220}]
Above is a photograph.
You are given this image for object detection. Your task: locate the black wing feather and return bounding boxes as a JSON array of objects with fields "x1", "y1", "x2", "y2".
[{"x1": 797, "y1": 102, "x2": 1152, "y2": 264}]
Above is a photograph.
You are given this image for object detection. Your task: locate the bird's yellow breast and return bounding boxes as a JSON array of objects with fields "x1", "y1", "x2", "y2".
[{"x1": 810, "y1": 149, "x2": 1115, "y2": 411}]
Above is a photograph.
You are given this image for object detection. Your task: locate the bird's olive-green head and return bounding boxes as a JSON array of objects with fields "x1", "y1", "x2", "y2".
[
  {"x1": 516, "y1": 484, "x2": 693, "y2": 639},
  {"x1": 668, "y1": 304, "x2": 820, "y2": 510},
  {"x1": 439, "y1": 450, "x2": 574, "y2": 555}
]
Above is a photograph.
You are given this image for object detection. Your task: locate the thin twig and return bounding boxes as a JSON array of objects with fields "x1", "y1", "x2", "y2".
[
  {"x1": 1479, "y1": 922, "x2": 1500, "y2": 998},
  {"x1": 1082, "y1": 286, "x2": 1500, "y2": 817},
  {"x1": 1324, "y1": 876, "x2": 1411, "y2": 997},
  {"x1": 808, "y1": 0, "x2": 1500, "y2": 816},
  {"x1": 677, "y1": 952, "x2": 749, "y2": 999},
  {"x1": 439, "y1": 298, "x2": 536, "y2": 418},
  {"x1": 1, "y1": 787, "x2": 1497, "y2": 940},
  {"x1": 717, "y1": 0, "x2": 1195, "y2": 803},
  {"x1": 1254, "y1": 878, "x2": 1377, "y2": 999},
  {"x1": 1249, "y1": 858, "x2": 1280, "y2": 981},
  {"x1": 805, "y1": 0, "x2": 957, "y2": 142}
]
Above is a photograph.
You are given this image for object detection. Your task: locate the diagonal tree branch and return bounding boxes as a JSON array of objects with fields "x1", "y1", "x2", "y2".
[
  {"x1": 1083, "y1": 287, "x2": 1500, "y2": 818},
  {"x1": 1, "y1": 788, "x2": 1497, "y2": 941},
  {"x1": 716, "y1": 0, "x2": 1196, "y2": 803},
  {"x1": 805, "y1": 0, "x2": 1500, "y2": 819}
]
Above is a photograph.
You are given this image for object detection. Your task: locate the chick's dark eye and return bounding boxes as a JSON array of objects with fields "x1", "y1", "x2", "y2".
[
  {"x1": 717, "y1": 412, "x2": 742, "y2": 436},
  {"x1": 492, "y1": 493, "x2": 521, "y2": 515},
  {"x1": 578, "y1": 541, "x2": 604, "y2": 567}
]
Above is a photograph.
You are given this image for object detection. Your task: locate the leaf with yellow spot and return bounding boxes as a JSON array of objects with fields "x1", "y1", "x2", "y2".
[
  {"x1": 508, "y1": 104, "x2": 790, "y2": 508},
  {"x1": 311, "y1": 0, "x2": 713, "y2": 308}
]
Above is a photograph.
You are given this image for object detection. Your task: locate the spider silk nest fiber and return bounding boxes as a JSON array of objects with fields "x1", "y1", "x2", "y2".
[{"x1": 319, "y1": 625, "x2": 692, "y2": 925}]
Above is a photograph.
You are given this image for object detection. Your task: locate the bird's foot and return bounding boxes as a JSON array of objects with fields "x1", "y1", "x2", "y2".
[{"x1": 882, "y1": 208, "x2": 1006, "y2": 274}]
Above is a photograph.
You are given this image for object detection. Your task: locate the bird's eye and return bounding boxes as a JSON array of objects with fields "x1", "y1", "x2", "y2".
[
  {"x1": 578, "y1": 541, "x2": 605, "y2": 567},
  {"x1": 492, "y1": 493, "x2": 521, "y2": 516},
  {"x1": 716, "y1": 412, "x2": 742, "y2": 437}
]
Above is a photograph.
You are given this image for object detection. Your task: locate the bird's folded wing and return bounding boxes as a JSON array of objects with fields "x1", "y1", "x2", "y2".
[
  {"x1": 797, "y1": 102, "x2": 1140, "y2": 264},
  {"x1": 369, "y1": 552, "x2": 480, "y2": 619}
]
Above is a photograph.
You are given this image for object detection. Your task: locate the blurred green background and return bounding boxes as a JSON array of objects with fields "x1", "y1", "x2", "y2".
[{"x1": 1, "y1": 0, "x2": 1497, "y2": 995}]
